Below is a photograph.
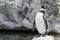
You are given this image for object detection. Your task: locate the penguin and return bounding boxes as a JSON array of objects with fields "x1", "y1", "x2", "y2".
[{"x1": 35, "y1": 8, "x2": 48, "y2": 37}]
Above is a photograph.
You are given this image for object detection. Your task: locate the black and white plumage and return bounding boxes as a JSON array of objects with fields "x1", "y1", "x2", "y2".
[{"x1": 35, "y1": 8, "x2": 48, "y2": 36}]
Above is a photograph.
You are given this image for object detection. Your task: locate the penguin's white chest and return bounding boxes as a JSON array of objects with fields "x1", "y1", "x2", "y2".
[{"x1": 35, "y1": 12, "x2": 46, "y2": 34}]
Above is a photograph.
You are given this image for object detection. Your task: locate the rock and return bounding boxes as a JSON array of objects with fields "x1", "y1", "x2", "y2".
[
  {"x1": 32, "y1": 35, "x2": 54, "y2": 40},
  {"x1": 0, "y1": 0, "x2": 60, "y2": 31},
  {"x1": 41, "y1": 0, "x2": 60, "y2": 33},
  {"x1": 22, "y1": 18, "x2": 33, "y2": 29},
  {"x1": 28, "y1": 0, "x2": 41, "y2": 23}
]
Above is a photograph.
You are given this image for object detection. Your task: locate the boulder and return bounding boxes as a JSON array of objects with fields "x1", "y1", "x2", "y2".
[
  {"x1": 32, "y1": 35, "x2": 54, "y2": 40},
  {"x1": 22, "y1": 18, "x2": 33, "y2": 29}
]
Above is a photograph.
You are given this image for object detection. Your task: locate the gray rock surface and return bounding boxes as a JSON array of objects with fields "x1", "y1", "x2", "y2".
[
  {"x1": 0, "y1": 0, "x2": 60, "y2": 33},
  {"x1": 32, "y1": 35, "x2": 54, "y2": 40},
  {"x1": 43, "y1": 0, "x2": 60, "y2": 33},
  {"x1": 0, "y1": 0, "x2": 41, "y2": 29}
]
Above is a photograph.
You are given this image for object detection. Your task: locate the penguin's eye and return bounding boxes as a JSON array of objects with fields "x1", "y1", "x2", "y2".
[{"x1": 40, "y1": 10, "x2": 45, "y2": 14}]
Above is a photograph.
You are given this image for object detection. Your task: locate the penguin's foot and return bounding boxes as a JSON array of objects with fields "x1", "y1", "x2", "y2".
[
  {"x1": 36, "y1": 34, "x2": 41, "y2": 38},
  {"x1": 42, "y1": 34, "x2": 47, "y2": 37}
]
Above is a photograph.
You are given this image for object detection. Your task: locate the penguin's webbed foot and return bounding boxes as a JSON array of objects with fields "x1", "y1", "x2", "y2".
[
  {"x1": 36, "y1": 34, "x2": 41, "y2": 38},
  {"x1": 42, "y1": 34, "x2": 46, "y2": 37}
]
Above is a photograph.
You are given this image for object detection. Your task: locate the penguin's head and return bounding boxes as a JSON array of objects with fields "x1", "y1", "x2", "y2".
[{"x1": 39, "y1": 8, "x2": 46, "y2": 14}]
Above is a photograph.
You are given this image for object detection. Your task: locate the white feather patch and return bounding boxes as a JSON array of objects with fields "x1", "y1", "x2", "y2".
[{"x1": 35, "y1": 12, "x2": 46, "y2": 34}]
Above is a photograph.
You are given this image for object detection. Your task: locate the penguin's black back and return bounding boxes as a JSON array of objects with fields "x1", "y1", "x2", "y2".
[{"x1": 43, "y1": 15, "x2": 48, "y2": 34}]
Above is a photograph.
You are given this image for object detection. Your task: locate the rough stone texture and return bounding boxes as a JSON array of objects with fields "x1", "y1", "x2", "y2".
[
  {"x1": 40, "y1": 0, "x2": 60, "y2": 33},
  {"x1": 0, "y1": 32, "x2": 59, "y2": 40},
  {"x1": 0, "y1": 0, "x2": 42, "y2": 29},
  {"x1": 22, "y1": 18, "x2": 33, "y2": 29},
  {"x1": 0, "y1": 0, "x2": 35, "y2": 29},
  {"x1": 32, "y1": 35, "x2": 54, "y2": 40},
  {"x1": 0, "y1": 32, "x2": 34, "y2": 40},
  {"x1": 46, "y1": 0, "x2": 60, "y2": 33},
  {"x1": 56, "y1": 0, "x2": 60, "y2": 13},
  {"x1": 0, "y1": 0, "x2": 60, "y2": 40},
  {"x1": 0, "y1": 0, "x2": 60, "y2": 34}
]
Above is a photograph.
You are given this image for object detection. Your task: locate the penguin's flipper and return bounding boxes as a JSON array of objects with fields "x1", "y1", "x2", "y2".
[
  {"x1": 32, "y1": 25, "x2": 36, "y2": 32},
  {"x1": 32, "y1": 21, "x2": 36, "y2": 32},
  {"x1": 35, "y1": 34, "x2": 41, "y2": 38}
]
